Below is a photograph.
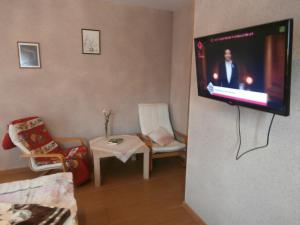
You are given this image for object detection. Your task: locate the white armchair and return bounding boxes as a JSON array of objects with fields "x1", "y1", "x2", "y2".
[{"x1": 138, "y1": 103, "x2": 187, "y2": 171}]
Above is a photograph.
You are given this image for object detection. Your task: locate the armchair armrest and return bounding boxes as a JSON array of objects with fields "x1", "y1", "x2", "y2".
[
  {"x1": 53, "y1": 137, "x2": 86, "y2": 146},
  {"x1": 20, "y1": 153, "x2": 67, "y2": 172},
  {"x1": 137, "y1": 133, "x2": 153, "y2": 148},
  {"x1": 174, "y1": 130, "x2": 188, "y2": 145}
]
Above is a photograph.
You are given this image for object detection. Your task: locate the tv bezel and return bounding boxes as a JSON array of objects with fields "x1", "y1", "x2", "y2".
[{"x1": 194, "y1": 19, "x2": 293, "y2": 116}]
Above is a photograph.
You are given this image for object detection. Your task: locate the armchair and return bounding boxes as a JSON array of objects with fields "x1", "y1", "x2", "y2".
[
  {"x1": 138, "y1": 103, "x2": 188, "y2": 171},
  {"x1": 3, "y1": 116, "x2": 90, "y2": 185}
]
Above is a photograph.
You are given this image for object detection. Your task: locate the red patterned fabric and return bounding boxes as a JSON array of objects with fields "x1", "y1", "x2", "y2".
[
  {"x1": 2, "y1": 132, "x2": 15, "y2": 150},
  {"x1": 65, "y1": 146, "x2": 90, "y2": 186},
  {"x1": 10, "y1": 116, "x2": 62, "y2": 164},
  {"x1": 3, "y1": 116, "x2": 90, "y2": 185},
  {"x1": 34, "y1": 145, "x2": 90, "y2": 186}
]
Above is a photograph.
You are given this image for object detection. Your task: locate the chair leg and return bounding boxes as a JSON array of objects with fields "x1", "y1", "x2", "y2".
[
  {"x1": 178, "y1": 151, "x2": 187, "y2": 168},
  {"x1": 150, "y1": 156, "x2": 153, "y2": 172},
  {"x1": 183, "y1": 157, "x2": 187, "y2": 168},
  {"x1": 149, "y1": 149, "x2": 153, "y2": 173}
]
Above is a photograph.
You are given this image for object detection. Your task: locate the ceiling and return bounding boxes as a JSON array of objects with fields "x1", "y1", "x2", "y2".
[{"x1": 105, "y1": 0, "x2": 190, "y2": 11}]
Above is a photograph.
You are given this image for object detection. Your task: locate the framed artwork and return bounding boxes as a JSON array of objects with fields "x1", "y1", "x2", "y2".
[
  {"x1": 17, "y1": 42, "x2": 41, "y2": 68},
  {"x1": 81, "y1": 29, "x2": 101, "y2": 55}
]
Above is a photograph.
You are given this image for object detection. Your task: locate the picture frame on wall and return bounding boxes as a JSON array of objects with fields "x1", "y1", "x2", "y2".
[
  {"x1": 17, "y1": 42, "x2": 41, "y2": 68},
  {"x1": 81, "y1": 29, "x2": 101, "y2": 55}
]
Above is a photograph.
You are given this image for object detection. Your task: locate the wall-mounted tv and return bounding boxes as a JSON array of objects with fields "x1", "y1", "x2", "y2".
[{"x1": 194, "y1": 19, "x2": 293, "y2": 116}]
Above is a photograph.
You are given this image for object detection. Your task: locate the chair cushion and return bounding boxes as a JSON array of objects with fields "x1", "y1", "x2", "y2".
[
  {"x1": 138, "y1": 103, "x2": 174, "y2": 137},
  {"x1": 32, "y1": 145, "x2": 90, "y2": 186},
  {"x1": 8, "y1": 117, "x2": 62, "y2": 165},
  {"x1": 152, "y1": 140, "x2": 186, "y2": 153},
  {"x1": 1, "y1": 132, "x2": 15, "y2": 150},
  {"x1": 64, "y1": 145, "x2": 90, "y2": 186},
  {"x1": 148, "y1": 127, "x2": 174, "y2": 146},
  {"x1": 30, "y1": 159, "x2": 63, "y2": 171}
]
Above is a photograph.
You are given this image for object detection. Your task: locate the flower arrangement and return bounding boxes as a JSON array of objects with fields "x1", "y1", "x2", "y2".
[{"x1": 102, "y1": 109, "x2": 112, "y2": 138}]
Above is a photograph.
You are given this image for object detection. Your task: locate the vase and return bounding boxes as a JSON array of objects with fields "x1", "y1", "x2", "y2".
[{"x1": 105, "y1": 121, "x2": 110, "y2": 139}]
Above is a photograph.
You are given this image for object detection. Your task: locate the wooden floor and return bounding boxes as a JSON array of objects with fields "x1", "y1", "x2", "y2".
[{"x1": 0, "y1": 156, "x2": 203, "y2": 225}]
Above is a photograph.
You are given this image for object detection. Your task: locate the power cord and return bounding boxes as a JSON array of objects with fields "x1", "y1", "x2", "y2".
[{"x1": 235, "y1": 105, "x2": 276, "y2": 160}]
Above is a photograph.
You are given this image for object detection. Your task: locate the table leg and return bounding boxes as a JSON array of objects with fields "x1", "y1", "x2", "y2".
[
  {"x1": 131, "y1": 155, "x2": 137, "y2": 161},
  {"x1": 94, "y1": 156, "x2": 101, "y2": 187},
  {"x1": 143, "y1": 150, "x2": 150, "y2": 180}
]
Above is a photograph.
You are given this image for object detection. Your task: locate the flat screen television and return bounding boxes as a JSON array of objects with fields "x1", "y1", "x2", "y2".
[{"x1": 194, "y1": 19, "x2": 293, "y2": 116}]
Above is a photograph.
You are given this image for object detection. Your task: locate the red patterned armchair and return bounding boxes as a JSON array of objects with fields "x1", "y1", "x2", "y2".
[{"x1": 2, "y1": 116, "x2": 90, "y2": 186}]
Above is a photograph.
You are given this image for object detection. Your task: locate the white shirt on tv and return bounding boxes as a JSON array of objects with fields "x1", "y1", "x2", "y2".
[{"x1": 225, "y1": 61, "x2": 233, "y2": 83}]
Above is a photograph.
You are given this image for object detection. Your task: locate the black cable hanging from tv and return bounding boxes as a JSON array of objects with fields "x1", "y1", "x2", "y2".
[{"x1": 235, "y1": 106, "x2": 276, "y2": 160}]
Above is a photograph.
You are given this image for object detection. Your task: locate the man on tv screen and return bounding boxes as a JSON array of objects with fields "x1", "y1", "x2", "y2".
[{"x1": 219, "y1": 49, "x2": 239, "y2": 89}]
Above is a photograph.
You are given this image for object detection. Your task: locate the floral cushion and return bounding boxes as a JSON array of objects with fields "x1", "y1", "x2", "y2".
[
  {"x1": 1, "y1": 132, "x2": 15, "y2": 150},
  {"x1": 9, "y1": 116, "x2": 63, "y2": 164}
]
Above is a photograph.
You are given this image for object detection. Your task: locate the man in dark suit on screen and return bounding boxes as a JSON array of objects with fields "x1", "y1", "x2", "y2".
[{"x1": 218, "y1": 49, "x2": 239, "y2": 89}]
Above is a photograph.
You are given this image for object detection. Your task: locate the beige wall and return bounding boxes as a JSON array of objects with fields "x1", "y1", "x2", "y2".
[
  {"x1": 185, "y1": 0, "x2": 300, "y2": 225},
  {"x1": 0, "y1": 0, "x2": 173, "y2": 170},
  {"x1": 170, "y1": 0, "x2": 194, "y2": 134}
]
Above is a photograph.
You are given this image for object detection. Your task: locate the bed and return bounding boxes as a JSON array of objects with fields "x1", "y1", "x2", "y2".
[{"x1": 0, "y1": 173, "x2": 77, "y2": 225}]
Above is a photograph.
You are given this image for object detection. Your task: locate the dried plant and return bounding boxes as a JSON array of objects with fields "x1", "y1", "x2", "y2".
[{"x1": 102, "y1": 109, "x2": 112, "y2": 138}]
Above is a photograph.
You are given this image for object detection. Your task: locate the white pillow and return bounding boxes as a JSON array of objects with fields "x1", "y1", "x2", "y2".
[{"x1": 148, "y1": 127, "x2": 173, "y2": 146}]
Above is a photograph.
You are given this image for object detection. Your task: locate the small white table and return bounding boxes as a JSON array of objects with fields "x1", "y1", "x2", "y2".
[{"x1": 90, "y1": 135, "x2": 150, "y2": 187}]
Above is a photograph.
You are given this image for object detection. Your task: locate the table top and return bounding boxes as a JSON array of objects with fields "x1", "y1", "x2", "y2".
[{"x1": 89, "y1": 134, "x2": 148, "y2": 155}]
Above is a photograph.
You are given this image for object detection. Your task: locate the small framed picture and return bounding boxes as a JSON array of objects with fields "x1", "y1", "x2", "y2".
[
  {"x1": 81, "y1": 29, "x2": 101, "y2": 55},
  {"x1": 17, "y1": 42, "x2": 41, "y2": 68}
]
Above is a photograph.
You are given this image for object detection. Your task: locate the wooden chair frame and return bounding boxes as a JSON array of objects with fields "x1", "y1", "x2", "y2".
[
  {"x1": 20, "y1": 137, "x2": 87, "y2": 173},
  {"x1": 137, "y1": 131, "x2": 188, "y2": 171}
]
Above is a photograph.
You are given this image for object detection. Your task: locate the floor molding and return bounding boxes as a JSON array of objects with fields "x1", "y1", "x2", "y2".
[
  {"x1": 182, "y1": 202, "x2": 207, "y2": 225},
  {"x1": 0, "y1": 167, "x2": 29, "y2": 174}
]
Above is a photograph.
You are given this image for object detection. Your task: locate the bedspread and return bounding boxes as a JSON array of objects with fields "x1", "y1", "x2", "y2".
[{"x1": 0, "y1": 173, "x2": 77, "y2": 225}]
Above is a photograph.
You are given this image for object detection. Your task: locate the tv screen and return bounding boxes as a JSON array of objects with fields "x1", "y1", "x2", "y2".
[{"x1": 194, "y1": 19, "x2": 293, "y2": 116}]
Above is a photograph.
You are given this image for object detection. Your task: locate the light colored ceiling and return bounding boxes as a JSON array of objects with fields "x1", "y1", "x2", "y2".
[{"x1": 104, "y1": 0, "x2": 190, "y2": 11}]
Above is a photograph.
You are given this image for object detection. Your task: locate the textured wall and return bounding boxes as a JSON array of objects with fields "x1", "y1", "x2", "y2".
[
  {"x1": 170, "y1": 0, "x2": 194, "y2": 134},
  {"x1": 0, "y1": 0, "x2": 172, "y2": 170},
  {"x1": 185, "y1": 0, "x2": 300, "y2": 225}
]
